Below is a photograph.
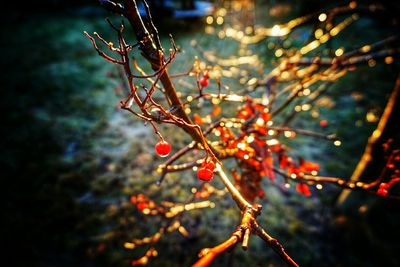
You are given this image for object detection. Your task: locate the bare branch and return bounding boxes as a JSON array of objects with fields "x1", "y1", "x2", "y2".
[{"x1": 99, "y1": 0, "x2": 125, "y2": 15}]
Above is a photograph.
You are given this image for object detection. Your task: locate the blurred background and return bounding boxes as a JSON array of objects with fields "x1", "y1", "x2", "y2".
[{"x1": 2, "y1": 0, "x2": 399, "y2": 266}]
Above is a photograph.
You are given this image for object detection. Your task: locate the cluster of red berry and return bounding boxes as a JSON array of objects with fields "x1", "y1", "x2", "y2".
[
  {"x1": 130, "y1": 194, "x2": 152, "y2": 211},
  {"x1": 155, "y1": 140, "x2": 216, "y2": 182},
  {"x1": 197, "y1": 159, "x2": 215, "y2": 181},
  {"x1": 153, "y1": 97, "x2": 322, "y2": 196},
  {"x1": 376, "y1": 139, "x2": 399, "y2": 196},
  {"x1": 376, "y1": 177, "x2": 399, "y2": 197},
  {"x1": 130, "y1": 194, "x2": 167, "y2": 215}
]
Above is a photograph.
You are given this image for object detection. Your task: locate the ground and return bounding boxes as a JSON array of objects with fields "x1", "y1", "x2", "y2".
[{"x1": 2, "y1": 1, "x2": 400, "y2": 266}]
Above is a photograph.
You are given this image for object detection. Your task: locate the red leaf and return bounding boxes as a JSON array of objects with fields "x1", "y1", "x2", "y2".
[
  {"x1": 300, "y1": 161, "x2": 320, "y2": 173},
  {"x1": 296, "y1": 183, "x2": 312, "y2": 197},
  {"x1": 212, "y1": 105, "x2": 221, "y2": 117},
  {"x1": 193, "y1": 113, "x2": 203, "y2": 124},
  {"x1": 262, "y1": 156, "x2": 275, "y2": 181},
  {"x1": 260, "y1": 111, "x2": 270, "y2": 122},
  {"x1": 279, "y1": 154, "x2": 288, "y2": 169}
]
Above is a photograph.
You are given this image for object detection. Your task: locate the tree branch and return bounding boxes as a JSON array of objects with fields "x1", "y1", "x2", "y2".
[{"x1": 253, "y1": 221, "x2": 299, "y2": 267}]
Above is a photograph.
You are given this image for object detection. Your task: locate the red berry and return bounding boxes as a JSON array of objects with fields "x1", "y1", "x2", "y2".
[
  {"x1": 199, "y1": 77, "x2": 209, "y2": 87},
  {"x1": 205, "y1": 161, "x2": 216, "y2": 171},
  {"x1": 377, "y1": 183, "x2": 389, "y2": 196},
  {"x1": 197, "y1": 168, "x2": 214, "y2": 181},
  {"x1": 155, "y1": 141, "x2": 171, "y2": 157},
  {"x1": 320, "y1": 119, "x2": 328, "y2": 127},
  {"x1": 136, "y1": 194, "x2": 146, "y2": 202},
  {"x1": 136, "y1": 202, "x2": 148, "y2": 211},
  {"x1": 130, "y1": 196, "x2": 137, "y2": 204},
  {"x1": 201, "y1": 159, "x2": 215, "y2": 171}
]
